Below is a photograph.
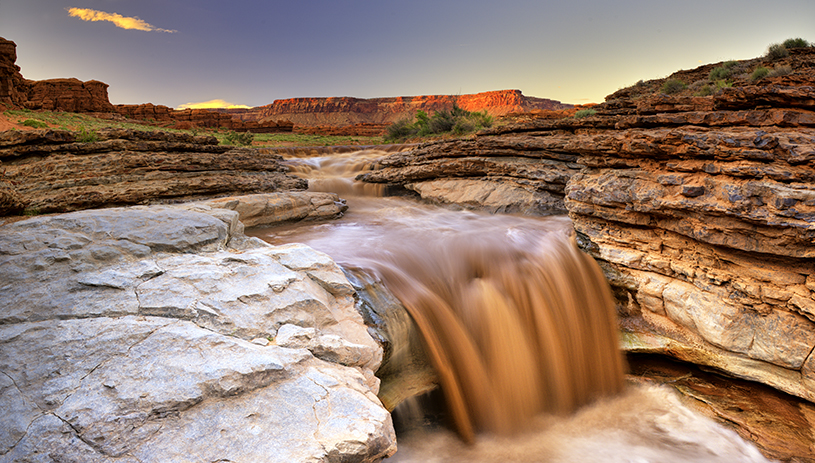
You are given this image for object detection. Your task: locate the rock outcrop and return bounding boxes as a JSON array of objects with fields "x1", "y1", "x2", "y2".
[
  {"x1": 0, "y1": 37, "x2": 27, "y2": 107},
  {"x1": 359, "y1": 48, "x2": 815, "y2": 405},
  {"x1": 115, "y1": 103, "x2": 294, "y2": 133},
  {"x1": 0, "y1": 202, "x2": 395, "y2": 462},
  {"x1": 24, "y1": 78, "x2": 116, "y2": 113},
  {"x1": 0, "y1": 128, "x2": 310, "y2": 215},
  {"x1": 1, "y1": 37, "x2": 115, "y2": 112},
  {"x1": 226, "y1": 90, "x2": 571, "y2": 127}
]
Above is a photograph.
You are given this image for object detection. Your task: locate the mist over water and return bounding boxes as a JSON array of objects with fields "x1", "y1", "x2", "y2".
[{"x1": 249, "y1": 151, "x2": 771, "y2": 462}]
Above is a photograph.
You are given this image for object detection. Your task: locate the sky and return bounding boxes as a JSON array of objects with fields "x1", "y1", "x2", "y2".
[{"x1": 1, "y1": 1, "x2": 813, "y2": 108}]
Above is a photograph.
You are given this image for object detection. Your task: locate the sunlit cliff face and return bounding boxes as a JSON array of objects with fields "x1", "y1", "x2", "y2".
[{"x1": 176, "y1": 99, "x2": 251, "y2": 110}]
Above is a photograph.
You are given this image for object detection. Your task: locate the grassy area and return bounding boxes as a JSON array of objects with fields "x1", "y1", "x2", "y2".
[
  {"x1": 4, "y1": 109, "x2": 177, "y2": 133},
  {"x1": 3, "y1": 109, "x2": 385, "y2": 147}
]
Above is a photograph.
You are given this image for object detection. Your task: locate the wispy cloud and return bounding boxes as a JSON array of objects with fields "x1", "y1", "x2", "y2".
[
  {"x1": 67, "y1": 7, "x2": 177, "y2": 33},
  {"x1": 177, "y1": 99, "x2": 252, "y2": 110}
]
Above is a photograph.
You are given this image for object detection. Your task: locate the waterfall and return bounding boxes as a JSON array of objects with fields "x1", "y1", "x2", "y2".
[{"x1": 247, "y1": 149, "x2": 772, "y2": 462}]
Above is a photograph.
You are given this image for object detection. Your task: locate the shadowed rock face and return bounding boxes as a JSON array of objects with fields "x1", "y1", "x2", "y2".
[
  {"x1": 359, "y1": 48, "x2": 815, "y2": 405},
  {"x1": 0, "y1": 128, "x2": 309, "y2": 215}
]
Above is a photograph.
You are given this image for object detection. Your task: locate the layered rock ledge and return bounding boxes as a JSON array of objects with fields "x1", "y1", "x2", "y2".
[
  {"x1": 0, "y1": 128, "x2": 310, "y2": 216},
  {"x1": 0, "y1": 201, "x2": 395, "y2": 462},
  {"x1": 359, "y1": 49, "x2": 815, "y2": 404}
]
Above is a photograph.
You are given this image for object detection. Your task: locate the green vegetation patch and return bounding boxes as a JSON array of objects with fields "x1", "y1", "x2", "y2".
[
  {"x1": 709, "y1": 61, "x2": 737, "y2": 81},
  {"x1": 766, "y1": 43, "x2": 790, "y2": 60},
  {"x1": 750, "y1": 66, "x2": 770, "y2": 82},
  {"x1": 783, "y1": 38, "x2": 811, "y2": 49},
  {"x1": 573, "y1": 109, "x2": 597, "y2": 119},
  {"x1": 76, "y1": 126, "x2": 100, "y2": 143},
  {"x1": 221, "y1": 130, "x2": 254, "y2": 146},
  {"x1": 661, "y1": 79, "x2": 687, "y2": 95},
  {"x1": 384, "y1": 104, "x2": 493, "y2": 143},
  {"x1": 21, "y1": 119, "x2": 48, "y2": 128}
]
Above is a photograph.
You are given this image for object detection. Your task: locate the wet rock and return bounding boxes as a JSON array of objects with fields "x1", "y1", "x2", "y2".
[{"x1": 0, "y1": 205, "x2": 395, "y2": 462}]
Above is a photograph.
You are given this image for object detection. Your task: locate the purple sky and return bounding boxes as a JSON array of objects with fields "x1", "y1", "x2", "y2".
[{"x1": 1, "y1": 0, "x2": 813, "y2": 108}]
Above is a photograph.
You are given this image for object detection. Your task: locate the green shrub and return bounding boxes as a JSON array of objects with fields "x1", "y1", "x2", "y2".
[
  {"x1": 222, "y1": 131, "x2": 254, "y2": 146},
  {"x1": 750, "y1": 66, "x2": 770, "y2": 82},
  {"x1": 385, "y1": 117, "x2": 419, "y2": 141},
  {"x1": 384, "y1": 103, "x2": 492, "y2": 142},
  {"x1": 715, "y1": 80, "x2": 733, "y2": 89},
  {"x1": 782, "y1": 38, "x2": 810, "y2": 49},
  {"x1": 573, "y1": 109, "x2": 597, "y2": 119},
  {"x1": 21, "y1": 119, "x2": 48, "y2": 128},
  {"x1": 766, "y1": 43, "x2": 789, "y2": 60},
  {"x1": 695, "y1": 84, "x2": 714, "y2": 97},
  {"x1": 768, "y1": 64, "x2": 793, "y2": 78},
  {"x1": 661, "y1": 79, "x2": 687, "y2": 95},
  {"x1": 76, "y1": 126, "x2": 99, "y2": 143},
  {"x1": 708, "y1": 61, "x2": 737, "y2": 81}
]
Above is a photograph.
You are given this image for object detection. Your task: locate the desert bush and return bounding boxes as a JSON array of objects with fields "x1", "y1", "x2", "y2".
[
  {"x1": 766, "y1": 43, "x2": 789, "y2": 60},
  {"x1": 750, "y1": 66, "x2": 770, "y2": 82},
  {"x1": 384, "y1": 103, "x2": 492, "y2": 142},
  {"x1": 768, "y1": 64, "x2": 793, "y2": 77},
  {"x1": 21, "y1": 119, "x2": 48, "y2": 128},
  {"x1": 222, "y1": 130, "x2": 254, "y2": 146},
  {"x1": 709, "y1": 61, "x2": 737, "y2": 81},
  {"x1": 385, "y1": 117, "x2": 418, "y2": 141},
  {"x1": 573, "y1": 109, "x2": 597, "y2": 119},
  {"x1": 695, "y1": 84, "x2": 714, "y2": 97},
  {"x1": 782, "y1": 38, "x2": 810, "y2": 48},
  {"x1": 76, "y1": 126, "x2": 99, "y2": 143},
  {"x1": 661, "y1": 79, "x2": 687, "y2": 95}
]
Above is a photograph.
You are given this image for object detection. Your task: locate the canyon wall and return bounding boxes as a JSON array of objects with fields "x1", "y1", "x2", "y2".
[
  {"x1": 115, "y1": 103, "x2": 295, "y2": 133},
  {"x1": 224, "y1": 90, "x2": 572, "y2": 127},
  {"x1": 360, "y1": 47, "x2": 815, "y2": 403}
]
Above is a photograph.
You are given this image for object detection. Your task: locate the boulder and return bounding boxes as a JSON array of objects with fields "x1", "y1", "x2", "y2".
[{"x1": 0, "y1": 204, "x2": 395, "y2": 462}]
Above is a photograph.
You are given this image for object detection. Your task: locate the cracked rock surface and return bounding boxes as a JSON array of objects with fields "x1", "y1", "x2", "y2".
[{"x1": 0, "y1": 204, "x2": 394, "y2": 462}]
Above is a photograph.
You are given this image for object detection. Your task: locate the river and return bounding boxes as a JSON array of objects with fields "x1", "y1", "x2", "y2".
[{"x1": 247, "y1": 149, "x2": 774, "y2": 462}]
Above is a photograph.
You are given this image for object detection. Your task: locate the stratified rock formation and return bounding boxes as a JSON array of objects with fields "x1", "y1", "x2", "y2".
[
  {"x1": 0, "y1": 128, "x2": 309, "y2": 215},
  {"x1": 0, "y1": 203, "x2": 395, "y2": 462},
  {"x1": 360, "y1": 48, "x2": 815, "y2": 407},
  {"x1": 0, "y1": 37, "x2": 115, "y2": 113},
  {"x1": 227, "y1": 90, "x2": 571, "y2": 127},
  {"x1": 115, "y1": 103, "x2": 295, "y2": 133},
  {"x1": 0, "y1": 37, "x2": 27, "y2": 107}
]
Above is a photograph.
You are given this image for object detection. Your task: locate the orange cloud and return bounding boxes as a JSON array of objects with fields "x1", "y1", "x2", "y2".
[
  {"x1": 67, "y1": 7, "x2": 177, "y2": 33},
  {"x1": 177, "y1": 99, "x2": 252, "y2": 110}
]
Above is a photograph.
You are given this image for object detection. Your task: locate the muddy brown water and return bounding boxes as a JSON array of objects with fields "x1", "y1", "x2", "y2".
[{"x1": 247, "y1": 150, "x2": 792, "y2": 462}]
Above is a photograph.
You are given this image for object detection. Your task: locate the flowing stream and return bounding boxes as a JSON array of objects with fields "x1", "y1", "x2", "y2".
[{"x1": 248, "y1": 149, "x2": 771, "y2": 462}]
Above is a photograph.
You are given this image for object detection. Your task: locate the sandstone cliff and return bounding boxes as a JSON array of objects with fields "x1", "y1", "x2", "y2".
[
  {"x1": 225, "y1": 90, "x2": 571, "y2": 127},
  {"x1": 1, "y1": 38, "x2": 115, "y2": 113},
  {"x1": 359, "y1": 48, "x2": 815, "y2": 408}
]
